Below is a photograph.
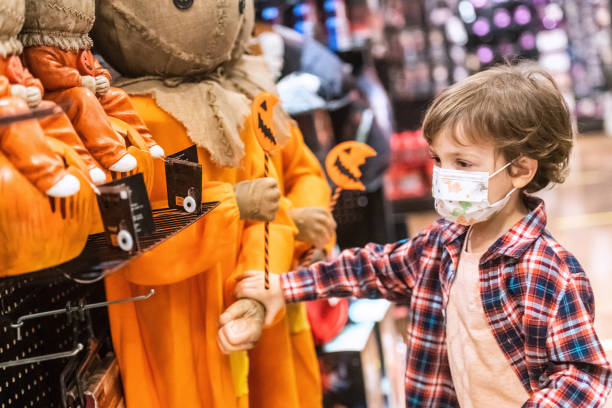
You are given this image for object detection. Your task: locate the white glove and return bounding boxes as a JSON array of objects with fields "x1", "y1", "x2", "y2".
[
  {"x1": 10, "y1": 84, "x2": 27, "y2": 100},
  {"x1": 95, "y1": 75, "x2": 110, "y2": 96},
  {"x1": 25, "y1": 86, "x2": 42, "y2": 108},
  {"x1": 81, "y1": 75, "x2": 96, "y2": 94}
]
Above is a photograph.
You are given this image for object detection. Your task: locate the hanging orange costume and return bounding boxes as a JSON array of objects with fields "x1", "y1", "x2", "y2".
[
  {"x1": 0, "y1": 76, "x2": 69, "y2": 193},
  {"x1": 245, "y1": 124, "x2": 329, "y2": 408},
  {"x1": 102, "y1": 94, "x2": 302, "y2": 408},
  {"x1": 21, "y1": 47, "x2": 159, "y2": 168}
]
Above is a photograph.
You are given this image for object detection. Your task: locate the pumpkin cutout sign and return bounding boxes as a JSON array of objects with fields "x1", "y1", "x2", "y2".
[
  {"x1": 325, "y1": 141, "x2": 377, "y2": 191},
  {"x1": 299, "y1": 141, "x2": 377, "y2": 268},
  {"x1": 250, "y1": 92, "x2": 283, "y2": 289},
  {"x1": 251, "y1": 92, "x2": 282, "y2": 154}
]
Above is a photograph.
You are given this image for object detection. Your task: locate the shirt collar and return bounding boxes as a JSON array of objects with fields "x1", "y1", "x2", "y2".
[{"x1": 441, "y1": 195, "x2": 547, "y2": 263}]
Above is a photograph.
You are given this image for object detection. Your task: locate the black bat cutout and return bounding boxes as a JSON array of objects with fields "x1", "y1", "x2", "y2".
[
  {"x1": 334, "y1": 157, "x2": 360, "y2": 182},
  {"x1": 258, "y1": 113, "x2": 277, "y2": 145}
]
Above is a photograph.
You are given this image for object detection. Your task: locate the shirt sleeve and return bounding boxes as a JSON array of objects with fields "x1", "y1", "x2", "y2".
[
  {"x1": 281, "y1": 229, "x2": 429, "y2": 303},
  {"x1": 522, "y1": 275, "x2": 612, "y2": 407},
  {"x1": 23, "y1": 47, "x2": 82, "y2": 91}
]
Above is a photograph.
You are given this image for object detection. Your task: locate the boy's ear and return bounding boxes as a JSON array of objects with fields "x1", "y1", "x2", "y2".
[{"x1": 510, "y1": 156, "x2": 538, "y2": 189}]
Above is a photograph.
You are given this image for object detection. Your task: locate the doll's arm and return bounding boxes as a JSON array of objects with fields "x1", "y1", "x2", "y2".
[
  {"x1": 92, "y1": 56, "x2": 112, "y2": 82},
  {"x1": 22, "y1": 47, "x2": 82, "y2": 91},
  {"x1": 0, "y1": 76, "x2": 9, "y2": 97},
  {"x1": 22, "y1": 66, "x2": 44, "y2": 96}
]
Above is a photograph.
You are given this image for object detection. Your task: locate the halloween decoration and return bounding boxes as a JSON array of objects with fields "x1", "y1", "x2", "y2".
[
  {"x1": 295, "y1": 141, "x2": 376, "y2": 268},
  {"x1": 93, "y1": 1, "x2": 327, "y2": 407},
  {"x1": 0, "y1": 0, "x2": 112, "y2": 184},
  {"x1": 251, "y1": 92, "x2": 283, "y2": 289},
  {"x1": 325, "y1": 141, "x2": 377, "y2": 193},
  {"x1": 0, "y1": 84, "x2": 97, "y2": 276},
  {"x1": 20, "y1": 0, "x2": 164, "y2": 177}
]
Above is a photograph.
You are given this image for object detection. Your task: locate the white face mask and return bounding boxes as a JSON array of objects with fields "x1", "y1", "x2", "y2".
[{"x1": 432, "y1": 162, "x2": 517, "y2": 225}]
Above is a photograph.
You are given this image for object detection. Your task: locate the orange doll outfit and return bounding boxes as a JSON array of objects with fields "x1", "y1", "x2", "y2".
[
  {"x1": 241, "y1": 124, "x2": 328, "y2": 408},
  {"x1": 0, "y1": 78, "x2": 69, "y2": 193},
  {"x1": 22, "y1": 46, "x2": 149, "y2": 169},
  {"x1": 0, "y1": 54, "x2": 102, "y2": 172}
]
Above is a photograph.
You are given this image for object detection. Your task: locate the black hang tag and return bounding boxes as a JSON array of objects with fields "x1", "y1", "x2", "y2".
[
  {"x1": 164, "y1": 157, "x2": 203, "y2": 214},
  {"x1": 168, "y1": 145, "x2": 199, "y2": 163},
  {"x1": 98, "y1": 173, "x2": 155, "y2": 242},
  {"x1": 96, "y1": 185, "x2": 139, "y2": 253}
]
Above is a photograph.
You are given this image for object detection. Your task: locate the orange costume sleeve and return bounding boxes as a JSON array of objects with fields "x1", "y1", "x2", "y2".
[
  {"x1": 0, "y1": 56, "x2": 44, "y2": 95},
  {"x1": 91, "y1": 53, "x2": 112, "y2": 82},
  {"x1": 0, "y1": 95, "x2": 67, "y2": 192},
  {"x1": 22, "y1": 46, "x2": 82, "y2": 91},
  {"x1": 0, "y1": 76, "x2": 9, "y2": 96}
]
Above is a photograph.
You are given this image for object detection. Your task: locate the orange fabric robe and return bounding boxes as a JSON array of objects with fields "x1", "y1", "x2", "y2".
[
  {"x1": 104, "y1": 95, "x2": 296, "y2": 408},
  {"x1": 245, "y1": 125, "x2": 329, "y2": 408},
  {"x1": 0, "y1": 88, "x2": 66, "y2": 192},
  {"x1": 22, "y1": 46, "x2": 155, "y2": 167}
]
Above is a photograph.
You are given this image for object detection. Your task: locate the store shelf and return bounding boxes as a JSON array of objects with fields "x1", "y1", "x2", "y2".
[{"x1": 0, "y1": 202, "x2": 219, "y2": 287}]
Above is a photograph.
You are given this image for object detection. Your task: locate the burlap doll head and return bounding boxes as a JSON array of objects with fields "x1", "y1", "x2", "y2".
[
  {"x1": 20, "y1": 0, "x2": 95, "y2": 51},
  {"x1": 93, "y1": 0, "x2": 255, "y2": 78},
  {"x1": 0, "y1": 0, "x2": 25, "y2": 58}
]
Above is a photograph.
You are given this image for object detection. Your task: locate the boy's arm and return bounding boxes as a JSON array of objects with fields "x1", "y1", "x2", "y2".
[
  {"x1": 522, "y1": 276, "x2": 612, "y2": 407},
  {"x1": 282, "y1": 233, "x2": 427, "y2": 303}
]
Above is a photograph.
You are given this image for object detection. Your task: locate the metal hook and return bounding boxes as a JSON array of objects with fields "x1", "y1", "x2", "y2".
[
  {"x1": 0, "y1": 343, "x2": 84, "y2": 369},
  {"x1": 10, "y1": 289, "x2": 155, "y2": 340}
]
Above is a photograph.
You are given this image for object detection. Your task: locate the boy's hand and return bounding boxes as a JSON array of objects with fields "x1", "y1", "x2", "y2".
[
  {"x1": 217, "y1": 298, "x2": 265, "y2": 354},
  {"x1": 235, "y1": 271, "x2": 285, "y2": 327},
  {"x1": 291, "y1": 207, "x2": 336, "y2": 249}
]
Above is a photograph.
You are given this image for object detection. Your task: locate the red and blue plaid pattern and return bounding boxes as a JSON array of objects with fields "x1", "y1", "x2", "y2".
[{"x1": 281, "y1": 196, "x2": 612, "y2": 407}]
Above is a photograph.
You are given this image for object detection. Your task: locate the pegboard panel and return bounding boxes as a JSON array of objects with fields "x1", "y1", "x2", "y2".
[
  {"x1": 0, "y1": 274, "x2": 110, "y2": 407},
  {"x1": 333, "y1": 190, "x2": 368, "y2": 226}
]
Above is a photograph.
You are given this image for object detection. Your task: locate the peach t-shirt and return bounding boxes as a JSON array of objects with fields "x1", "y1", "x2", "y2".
[{"x1": 445, "y1": 232, "x2": 530, "y2": 407}]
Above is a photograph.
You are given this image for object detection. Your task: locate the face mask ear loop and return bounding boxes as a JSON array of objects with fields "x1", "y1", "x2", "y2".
[{"x1": 489, "y1": 160, "x2": 514, "y2": 179}]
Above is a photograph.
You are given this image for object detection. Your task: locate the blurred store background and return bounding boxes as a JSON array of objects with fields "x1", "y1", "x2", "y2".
[{"x1": 251, "y1": 1, "x2": 612, "y2": 406}]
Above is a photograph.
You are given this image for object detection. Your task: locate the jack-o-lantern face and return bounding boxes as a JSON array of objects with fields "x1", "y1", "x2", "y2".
[
  {"x1": 251, "y1": 92, "x2": 281, "y2": 154},
  {"x1": 325, "y1": 141, "x2": 377, "y2": 191}
]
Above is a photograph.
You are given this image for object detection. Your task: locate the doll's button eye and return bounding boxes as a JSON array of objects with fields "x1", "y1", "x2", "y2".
[
  {"x1": 173, "y1": 0, "x2": 193, "y2": 9},
  {"x1": 239, "y1": 0, "x2": 245, "y2": 13}
]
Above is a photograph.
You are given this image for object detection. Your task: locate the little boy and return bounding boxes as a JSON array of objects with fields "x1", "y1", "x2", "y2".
[{"x1": 221, "y1": 63, "x2": 612, "y2": 407}]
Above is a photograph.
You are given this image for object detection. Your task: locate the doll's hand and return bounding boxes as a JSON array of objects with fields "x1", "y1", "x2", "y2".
[
  {"x1": 234, "y1": 178, "x2": 281, "y2": 222},
  {"x1": 25, "y1": 87, "x2": 42, "y2": 108},
  {"x1": 217, "y1": 298, "x2": 265, "y2": 354},
  {"x1": 81, "y1": 75, "x2": 96, "y2": 94},
  {"x1": 95, "y1": 75, "x2": 110, "y2": 96},
  {"x1": 291, "y1": 207, "x2": 336, "y2": 249},
  {"x1": 10, "y1": 84, "x2": 27, "y2": 100},
  {"x1": 235, "y1": 271, "x2": 285, "y2": 327}
]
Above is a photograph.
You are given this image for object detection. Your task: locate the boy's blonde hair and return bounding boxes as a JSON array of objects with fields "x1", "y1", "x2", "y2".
[{"x1": 422, "y1": 63, "x2": 573, "y2": 193}]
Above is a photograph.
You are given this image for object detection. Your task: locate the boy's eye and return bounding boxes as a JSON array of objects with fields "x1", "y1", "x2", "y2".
[
  {"x1": 430, "y1": 154, "x2": 441, "y2": 165},
  {"x1": 456, "y1": 160, "x2": 471, "y2": 168}
]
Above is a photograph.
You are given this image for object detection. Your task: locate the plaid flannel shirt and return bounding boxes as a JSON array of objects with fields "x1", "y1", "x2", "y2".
[{"x1": 282, "y1": 196, "x2": 612, "y2": 407}]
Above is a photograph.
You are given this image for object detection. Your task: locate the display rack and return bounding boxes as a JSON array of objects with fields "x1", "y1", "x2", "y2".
[{"x1": 0, "y1": 202, "x2": 218, "y2": 407}]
